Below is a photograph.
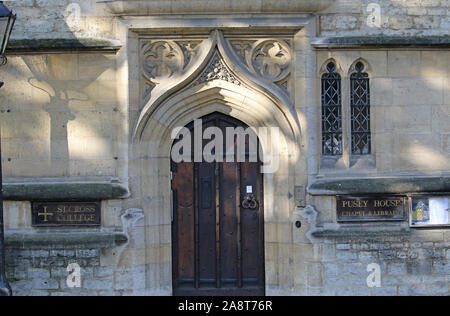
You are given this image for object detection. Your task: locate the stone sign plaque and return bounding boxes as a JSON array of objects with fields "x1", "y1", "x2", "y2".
[
  {"x1": 337, "y1": 196, "x2": 406, "y2": 223},
  {"x1": 32, "y1": 201, "x2": 101, "y2": 227}
]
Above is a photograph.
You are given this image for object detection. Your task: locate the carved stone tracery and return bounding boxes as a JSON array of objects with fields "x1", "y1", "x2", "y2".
[
  {"x1": 142, "y1": 40, "x2": 184, "y2": 83},
  {"x1": 229, "y1": 39, "x2": 293, "y2": 95},
  {"x1": 178, "y1": 41, "x2": 202, "y2": 68},
  {"x1": 139, "y1": 34, "x2": 293, "y2": 105},
  {"x1": 229, "y1": 40, "x2": 255, "y2": 64},
  {"x1": 250, "y1": 40, "x2": 291, "y2": 82},
  {"x1": 140, "y1": 39, "x2": 202, "y2": 102}
]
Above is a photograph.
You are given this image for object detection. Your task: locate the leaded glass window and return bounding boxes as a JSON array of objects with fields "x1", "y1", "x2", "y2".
[
  {"x1": 322, "y1": 62, "x2": 342, "y2": 156},
  {"x1": 350, "y1": 62, "x2": 371, "y2": 155}
]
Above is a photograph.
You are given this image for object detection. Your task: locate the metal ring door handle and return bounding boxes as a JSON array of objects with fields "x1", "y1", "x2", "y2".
[{"x1": 242, "y1": 194, "x2": 258, "y2": 210}]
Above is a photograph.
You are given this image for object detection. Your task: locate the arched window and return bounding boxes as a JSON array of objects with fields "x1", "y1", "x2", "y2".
[
  {"x1": 322, "y1": 62, "x2": 342, "y2": 156},
  {"x1": 350, "y1": 62, "x2": 371, "y2": 155}
]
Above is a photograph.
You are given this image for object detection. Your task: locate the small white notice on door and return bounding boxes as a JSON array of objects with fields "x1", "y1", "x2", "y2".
[{"x1": 246, "y1": 186, "x2": 253, "y2": 194}]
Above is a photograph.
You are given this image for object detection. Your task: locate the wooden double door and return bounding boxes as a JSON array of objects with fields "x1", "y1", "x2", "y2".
[{"x1": 171, "y1": 112, "x2": 265, "y2": 296}]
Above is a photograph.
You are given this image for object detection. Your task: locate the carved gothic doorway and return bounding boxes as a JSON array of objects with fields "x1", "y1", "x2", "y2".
[{"x1": 171, "y1": 112, "x2": 265, "y2": 296}]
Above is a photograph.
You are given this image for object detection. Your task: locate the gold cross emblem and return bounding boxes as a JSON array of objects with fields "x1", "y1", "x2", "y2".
[{"x1": 38, "y1": 206, "x2": 54, "y2": 222}]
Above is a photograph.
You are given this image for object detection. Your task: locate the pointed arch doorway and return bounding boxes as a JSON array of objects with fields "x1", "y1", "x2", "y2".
[{"x1": 171, "y1": 112, "x2": 265, "y2": 296}]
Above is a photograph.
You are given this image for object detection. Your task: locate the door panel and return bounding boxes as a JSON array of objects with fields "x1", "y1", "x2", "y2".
[
  {"x1": 172, "y1": 162, "x2": 195, "y2": 284},
  {"x1": 198, "y1": 162, "x2": 216, "y2": 286},
  {"x1": 172, "y1": 112, "x2": 265, "y2": 296},
  {"x1": 220, "y1": 162, "x2": 239, "y2": 285},
  {"x1": 241, "y1": 161, "x2": 262, "y2": 285}
]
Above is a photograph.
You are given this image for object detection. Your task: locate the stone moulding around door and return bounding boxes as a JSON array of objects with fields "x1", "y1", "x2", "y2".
[
  {"x1": 99, "y1": 0, "x2": 336, "y2": 15},
  {"x1": 130, "y1": 30, "x2": 304, "y2": 295}
]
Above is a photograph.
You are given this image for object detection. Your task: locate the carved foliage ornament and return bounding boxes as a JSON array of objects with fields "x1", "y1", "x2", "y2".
[{"x1": 193, "y1": 51, "x2": 243, "y2": 87}]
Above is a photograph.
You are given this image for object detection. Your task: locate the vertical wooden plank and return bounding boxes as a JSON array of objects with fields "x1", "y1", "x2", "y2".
[
  {"x1": 257, "y1": 161, "x2": 265, "y2": 292},
  {"x1": 237, "y1": 162, "x2": 243, "y2": 288},
  {"x1": 172, "y1": 162, "x2": 195, "y2": 285},
  {"x1": 220, "y1": 162, "x2": 239, "y2": 286},
  {"x1": 240, "y1": 161, "x2": 260, "y2": 284},
  {"x1": 194, "y1": 162, "x2": 200, "y2": 289},
  {"x1": 198, "y1": 162, "x2": 216, "y2": 286},
  {"x1": 215, "y1": 161, "x2": 221, "y2": 289},
  {"x1": 257, "y1": 141, "x2": 264, "y2": 291},
  {"x1": 215, "y1": 118, "x2": 221, "y2": 289}
]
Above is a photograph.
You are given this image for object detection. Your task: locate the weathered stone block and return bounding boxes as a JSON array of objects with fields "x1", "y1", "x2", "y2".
[
  {"x1": 51, "y1": 292, "x2": 72, "y2": 296},
  {"x1": 323, "y1": 263, "x2": 340, "y2": 277},
  {"x1": 114, "y1": 266, "x2": 146, "y2": 291},
  {"x1": 32, "y1": 279, "x2": 59, "y2": 290},
  {"x1": 359, "y1": 251, "x2": 378, "y2": 262},
  {"x1": 11, "y1": 281, "x2": 32, "y2": 292},
  {"x1": 433, "y1": 261, "x2": 450, "y2": 274},
  {"x1": 321, "y1": 15, "x2": 358, "y2": 31},
  {"x1": 419, "y1": 249, "x2": 446, "y2": 260},
  {"x1": 336, "y1": 251, "x2": 358, "y2": 262},
  {"x1": 342, "y1": 263, "x2": 363, "y2": 276},
  {"x1": 50, "y1": 250, "x2": 76, "y2": 258},
  {"x1": 379, "y1": 251, "x2": 397, "y2": 260},
  {"x1": 76, "y1": 249, "x2": 99, "y2": 259},
  {"x1": 413, "y1": 16, "x2": 441, "y2": 29},
  {"x1": 355, "y1": 286, "x2": 372, "y2": 296},
  {"x1": 336, "y1": 244, "x2": 351, "y2": 250},
  {"x1": 352, "y1": 244, "x2": 370, "y2": 251},
  {"x1": 407, "y1": 261, "x2": 433, "y2": 275},
  {"x1": 372, "y1": 286, "x2": 397, "y2": 296},
  {"x1": 383, "y1": 275, "x2": 421, "y2": 286},
  {"x1": 371, "y1": 79, "x2": 393, "y2": 106},
  {"x1": 422, "y1": 275, "x2": 446, "y2": 283},
  {"x1": 421, "y1": 51, "x2": 449, "y2": 77},
  {"x1": 388, "y1": 263, "x2": 406, "y2": 275},
  {"x1": 28, "y1": 291, "x2": 50, "y2": 296},
  {"x1": 399, "y1": 285, "x2": 427, "y2": 296},
  {"x1": 397, "y1": 133, "x2": 439, "y2": 154},
  {"x1": 348, "y1": 277, "x2": 367, "y2": 286},
  {"x1": 3, "y1": 201, "x2": 31, "y2": 229},
  {"x1": 392, "y1": 79, "x2": 443, "y2": 106},
  {"x1": 335, "y1": 287, "x2": 356, "y2": 296},
  {"x1": 370, "y1": 243, "x2": 391, "y2": 251},
  {"x1": 427, "y1": 283, "x2": 449, "y2": 295},
  {"x1": 83, "y1": 279, "x2": 112, "y2": 291},
  {"x1": 397, "y1": 251, "x2": 419, "y2": 260},
  {"x1": 28, "y1": 268, "x2": 50, "y2": 279},
  {"x1": 324, "y1": 276, "x2": 348, "y2": 287},
  {"x1": 31, "y1": 250, "x2": 49, "y2": 258},
  {"x1": 94, "y1": 267, "x2": 114, "y2": 278},
  {"x1": 306, "y1": 263, "x2": 323, "y2": 287}
]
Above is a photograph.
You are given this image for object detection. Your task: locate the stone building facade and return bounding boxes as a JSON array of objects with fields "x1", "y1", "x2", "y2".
[{"x1": 0, "y1": 0, "x2": 449, "y2": 296}]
